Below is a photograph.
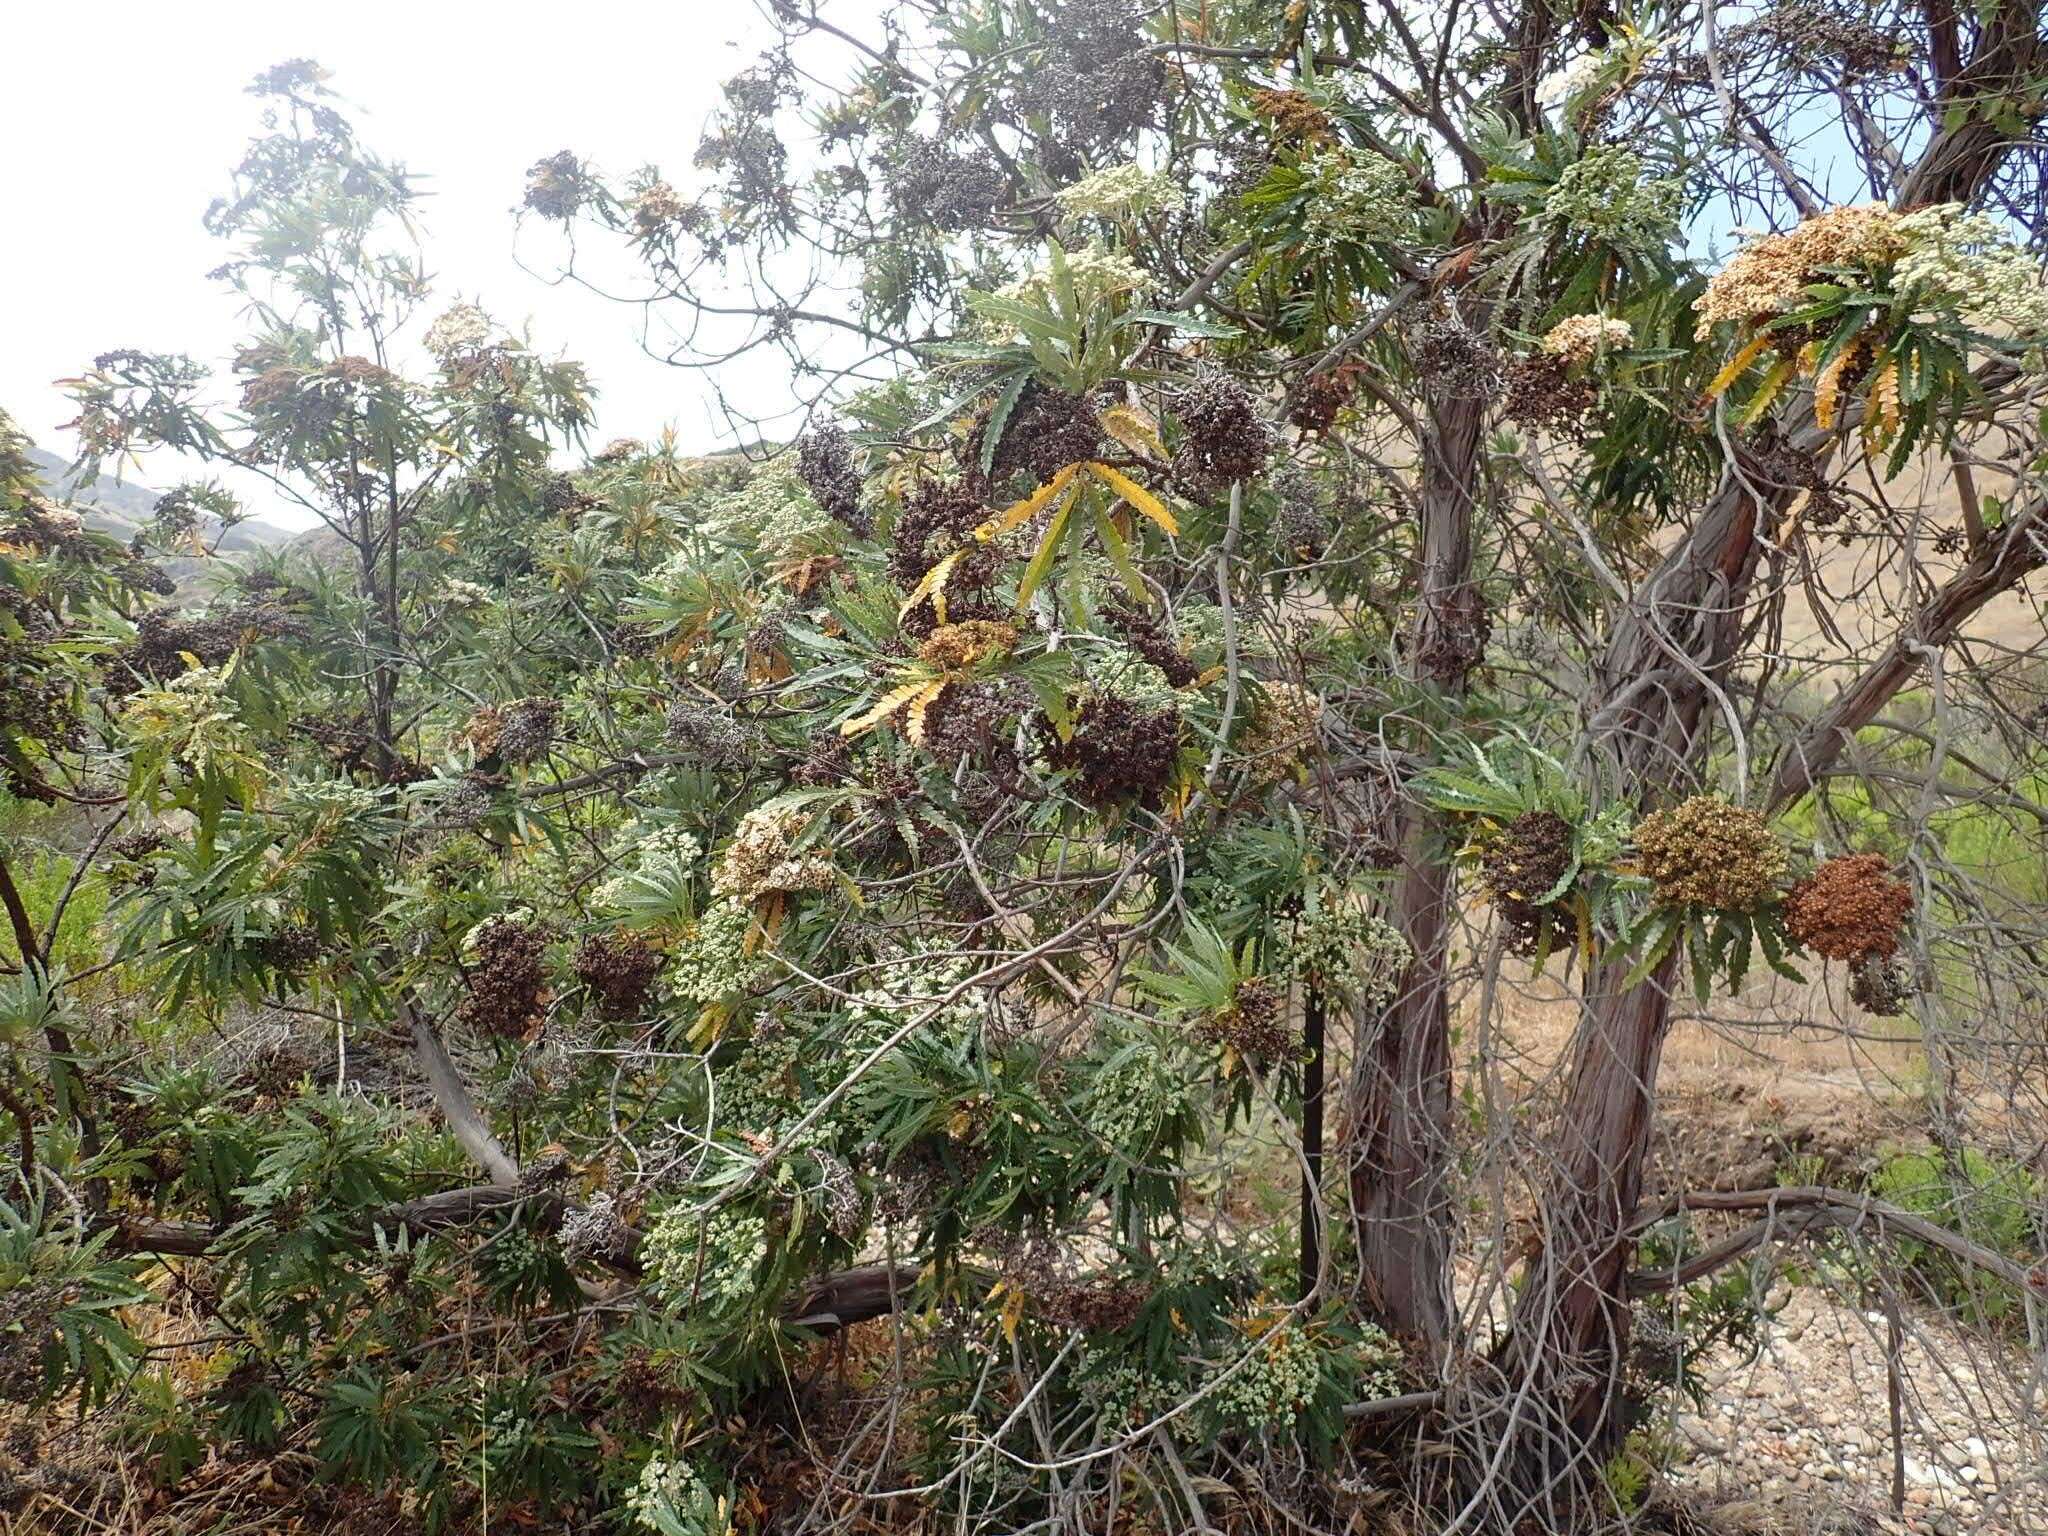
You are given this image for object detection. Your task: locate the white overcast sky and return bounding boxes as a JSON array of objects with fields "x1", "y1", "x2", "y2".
[{"x1": 2, "y1": 0, "x2": 860, "y2": 525}]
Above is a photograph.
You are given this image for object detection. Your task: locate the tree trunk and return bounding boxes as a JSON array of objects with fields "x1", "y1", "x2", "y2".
[{"x1": 1347, "y1": 394, "x2": 1484, "y2": 1357}]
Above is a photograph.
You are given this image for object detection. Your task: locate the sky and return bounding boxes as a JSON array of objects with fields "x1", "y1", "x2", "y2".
[{"x1": 2, "y1": 0, "x2": 849, "y2": 526}]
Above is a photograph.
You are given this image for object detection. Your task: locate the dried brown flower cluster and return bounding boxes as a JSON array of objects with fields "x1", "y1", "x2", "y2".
[
  {"x1": 981, "y1": 383, "x2": 1104, "y2": 487},
  {"x1": 1035, "y1": 1274, "x2": 1153, "y2": 1333},
  {"x1": 1503, "y1": 353, "x2": 1598, "y2": 430},
  {"x1": 1195, "y1": 976, "x2": 1298, "y2": 1062},
  {"x1": 1849, "y1": 953, "x2": 1913, "y2": 1016},
  {"x1": 573, "y1": 931, "x2": 665, "y2": 1020},
  {"x1": 462, "y1": 698, "x2": 559, "y2": 766},
  {"x1": 1103, "y1": 604, "x2": 1198, "y2": 688},
  {"x1": 1414, "y1": 311, "x2": 1503, "y2": 399},
  {"x1": 96, "y1": 603, "x2": 299, "y2": 701},
  {"x1": 1783, "y1": 853, "x2": 1912, "y2": 961},
  {"x1": 1172, "y1": 368, "x2": 1273, "y2": 495},
  {"x1": 1633, "y1": 795, "x2": 1788, "y2": 911},
  {"x1": 459, "y1": 917, "x2": 550, "y2": 1039},
  {"x1": 1480, "y1": 810, "x2": 1576, "y2": 955},
  {"x1": 259, "y1": 922, "x2": 323, "y2": 974},
  {"x1": 1695, "y1": 204, "x2": 1906, "y2": 333},
  {"x1": 795, "y1": 422, "x2": 871, "y2": 536},
  {"x1": 891, "y1": 476, "x2": 1007, "y2": 635},
  {"x1": 523, "y1": 150, "x2": 598, "y2": 221},
  {"x1": 1041, "y1": 695, "x2": 1181, "y2": 809},
  {"x1": 918, "y1": 620, "x2": 1017, "y2": 671},
  {"x1": 1287, "y1": 361, "x2": 1363, "y2": 436}
]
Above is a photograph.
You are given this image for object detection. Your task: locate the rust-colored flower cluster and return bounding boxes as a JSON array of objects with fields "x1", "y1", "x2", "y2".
[
  {"x1": 917, "y1": 620, "x2": 1017, "y2": 671},
  {"x1": 1783, "y1": 853, "x2": 1912, "y2": 961},
  {"x1": 1633, "y1": 795, "x2": 1788, "y2": 911}
]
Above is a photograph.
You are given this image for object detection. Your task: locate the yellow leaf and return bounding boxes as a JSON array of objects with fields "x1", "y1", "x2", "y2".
[
  {"x1": 897, "y1": 548, "x2": 964, "y2": 621},
  {"x1": 905, "y1": 680, "x2": 945, "y2": 745},
  {"x1": 1734, "y1": 356, "x2": 1794, "y2": 426},
  {"x1": 973, "y1": 462, "x2": 1080, "y2": 543},
  {"x1": 687, "y1": 1002, "x2": 731, "y2": 1049},
  {"x1": 1703, "y1": 333, "x2": 1774, "y2": 402},
  {"x1": 841, "y1": 678, "x2": 937, "y2": 737},
  {"x1": 1000, "y1": 1286, "x2": 1026, "y2": 1344},
  {"x1": 1813, "y1": 336, "x2": 1863, "y2": 432},
  {"x1": 1097, "y1": 401, "x2": 1166, "y2": 458},
  {"x1": 1863, "y1": 359, "x2": 1902, "y2": 449},
  {"x1": 1084, "y1": 461, "x2": 1179, "y2": 536}
]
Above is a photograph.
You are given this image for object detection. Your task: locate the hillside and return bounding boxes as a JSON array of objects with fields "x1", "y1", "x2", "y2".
[{"x1": 28, "y1": 445, "x2": 299, "y2": 597}]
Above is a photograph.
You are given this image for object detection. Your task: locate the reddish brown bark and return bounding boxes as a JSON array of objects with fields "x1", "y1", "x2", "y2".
[{"x1": 1347, "y1": 395, "x2": 1483, "y2": 1356}]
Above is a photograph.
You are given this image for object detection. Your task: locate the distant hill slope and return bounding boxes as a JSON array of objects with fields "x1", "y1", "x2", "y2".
[
  {"x1": 28, "y1": 447, "x2": 300, "y2": 553},
  {"x1": 27, "y1": 447, "x2": 302, "y2": 601}
]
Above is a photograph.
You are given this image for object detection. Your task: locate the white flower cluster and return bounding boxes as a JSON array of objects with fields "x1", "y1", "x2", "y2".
[
  {"x1": 839, "y1": 948, "x2": 984, "y2": 1055},
  {"x1": 423, "y1": 303, "x2": 493, "y2": 359},
  {"x1": 1893, "y1": 203, "x2": 2048, "y2": 337},
  {"x1": 1544, "y1": 148, "x2": 1680, "y2": 249},
  {"x1": 288, "y1": 778, "x2": 386, "y2": 819},
  {"x1": 625, "y1": 1454, "x2": 723, "y2": 1536},
  {"x1": 1283, "y1": 904, "x2": 1411, "y2": 1011},
  {"x1": 1209, "y1": 1320, "x2": 1323, "y2": 1435},
  {"x1": 643, "y1": 1205, "x2": 769, "y2": 1310},
  {"x1": 1536, "y1": 50, "x2": 1605, "y2": 107},
  {"x1": 709, "y1": 1026, "x2": 802, "y2": 1133},
  {"x1": 1056, "y1": 162, "x2": 1185, "y2": 221},
  {"x1": 998, "y1": 241, "x2": 1156, "y2": 308},
  {"x1": 1297, "y1": 147, "x2": 1414, "y2": 254},
  {"x1": 438, "y1": 577, "x2": 494, "y2": 610},
  {"x1": 669, "y1": 899, "x2": 775, "y2": 1005},
  {"x1": 1080, "y1": 1033, "x2": 1188, "y2": 1146},
  {"x1": 701, "y1": 464, "x2": 836, "y2": 563}
]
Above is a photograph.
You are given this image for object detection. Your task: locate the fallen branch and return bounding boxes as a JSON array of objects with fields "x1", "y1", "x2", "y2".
[{"x1": 1626, "y1": 1184, "x2": 2046, "y2": 1296}]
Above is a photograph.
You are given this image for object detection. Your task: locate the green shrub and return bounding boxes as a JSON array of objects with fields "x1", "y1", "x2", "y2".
[{"x1": 1872, "y1": 1146, "x2": 2043, "y2": 1323}]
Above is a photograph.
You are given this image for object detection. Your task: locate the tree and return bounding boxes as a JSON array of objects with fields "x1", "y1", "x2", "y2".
[{"x1": 5, "y1": 8, "x2": 2048, "y2": 1535}]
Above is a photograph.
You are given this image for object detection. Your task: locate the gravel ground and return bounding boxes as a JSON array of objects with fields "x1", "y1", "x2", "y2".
[{"x1": 1670, "y1": 1284, "x2": 2046, "y2": 1535}]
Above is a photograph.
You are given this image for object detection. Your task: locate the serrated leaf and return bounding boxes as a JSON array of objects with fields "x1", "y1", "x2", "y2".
[
  {"x1": 1703, "y1": 333, "x2": 1773, "y2": 401},
  {"x1": 1084, "y1": 461, "x2": 1179, "y2": 536},
  {"x1": 1015, "y1": 481, "x2": 1080, "y2": 611},
  {"x1": 974, "y1": 462, "x2": 1080, "y2": 543},
  {"x1": 897, "y1": 548, "x2": 965, "y2": 622},
  {"x1": 842, "y1": 678, "x2": 938, "y2": 737},
  {"x1": 978, "y1": 370, "x2": 1032, "y2": 475}
]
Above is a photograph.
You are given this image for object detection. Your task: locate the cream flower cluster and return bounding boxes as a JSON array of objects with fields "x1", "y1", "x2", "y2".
[
  {"x1": 423, "y1": 303, "x2": 492, "y2": 359},
  {"x1": 1695, "y1": 203, "x2": 1908, "y2": 332},
  {"x1": 1541, "y1": 314, "x2": 1635, "y2": 363},
  {"x1": 998, "y1": 240, "x2": 1156, "y2": 308},
  {"x1": 1055, "y1": 162, "x2": 1185, "y2": 221},
  {"x1": 1893, "y1": 204, "x2": 2048, "y2": 337},
  {"x1": 1297, "y1": 147, "x2": 1413, "y2": 253},
  {"x1": 711, "y1": 802, "x2": 838, "y2": 902}
]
